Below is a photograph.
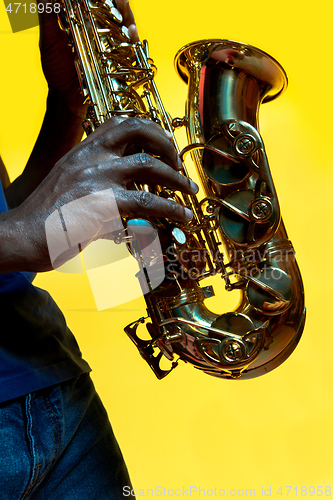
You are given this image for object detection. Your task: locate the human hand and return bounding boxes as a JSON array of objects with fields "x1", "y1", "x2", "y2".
[
  {"x1": 39, "y1": 0, "x2": 139, "y2": 118},
  {"x1": 115, "y1": 0, "x2": 139, "y2": 41},
  {"x1": 7, "y1": 117, "x2": 198, "y2": 272}
]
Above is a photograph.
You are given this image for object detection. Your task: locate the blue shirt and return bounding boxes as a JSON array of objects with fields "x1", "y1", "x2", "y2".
[{"x1": 0, "y1": 182, "x2": 90, "y2": 402}]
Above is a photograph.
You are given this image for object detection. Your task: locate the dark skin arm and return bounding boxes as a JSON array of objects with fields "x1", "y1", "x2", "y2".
[
  {"x1": 0, "y1": 117, "x2": 198, "y2": 273},
  {"x1": 0, "y1": 2, "x2": 198, "y2": 273},
  {"x1": 4, "y1": 92, "x2": 86, "y2": 208},
  {"x1": 0, "y1": 156, "x2": 10, "y2": 191},
  {"x1": 4, "y1": 0, "x2": 138, "y2": 208}
]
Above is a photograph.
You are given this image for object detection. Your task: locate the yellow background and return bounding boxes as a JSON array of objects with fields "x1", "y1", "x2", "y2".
[{"x1": 1, "y1": 0, "x2": 333, "y2": 496}]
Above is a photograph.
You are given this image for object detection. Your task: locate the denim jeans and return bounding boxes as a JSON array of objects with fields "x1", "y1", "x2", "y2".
[{"x1": 0, "y1": 374, "x2": 134, "y2": 499}]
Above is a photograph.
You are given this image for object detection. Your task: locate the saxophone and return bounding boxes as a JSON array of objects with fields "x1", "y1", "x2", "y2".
[{"x1": 57, "y1": 0, "x2": 305, "y2": 380}]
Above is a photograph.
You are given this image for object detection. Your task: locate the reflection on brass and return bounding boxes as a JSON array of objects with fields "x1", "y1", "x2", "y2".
[{"x1": 58, "y1": 1, "x2": 305, "y2": 379}]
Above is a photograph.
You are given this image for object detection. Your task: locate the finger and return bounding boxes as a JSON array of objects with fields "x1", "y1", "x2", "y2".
[
  {"x1": 114, "y1": 0, "x2": 136, "y2": 27},
  {"x1": 128, "y1": 24, "x2": 139, "y2": 42},
  {"x1": 112, "y1": 154, "x2": 198, "y2": 195},
  {"x1": 100, "y1": 118, "x2": 182, "y2": 171},
  {"x1": 116, "y1": 189, "x2": 194, "y2": 223},
  {"x1": 114, "y1": 0, "x2": 139, "y2": 42}
]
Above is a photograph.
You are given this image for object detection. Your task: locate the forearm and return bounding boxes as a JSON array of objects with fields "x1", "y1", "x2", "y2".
[
  {"x1": 0, "y1": 209, "x2": 38, "y2": 273},
  {"x1": 0, "y1": 156, "x2": 10, "y2": 190},
  {"x1": 5, "y1": 89, "x2": 85, "y2": 208}
]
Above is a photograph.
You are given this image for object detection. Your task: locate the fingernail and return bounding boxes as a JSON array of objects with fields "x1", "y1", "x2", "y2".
[
  {"x1": 190, "y1": 179, "x2": 199, "y2": 193},
  {"x1": 128, "y1": 24, "x2": 139, "y2": 42},
  {"x1": 177, "y1": 156, "x2": 183, "y2": 170},
  {"x1": 184, "y1": 208, "x2": 193, "y2": 220}
]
